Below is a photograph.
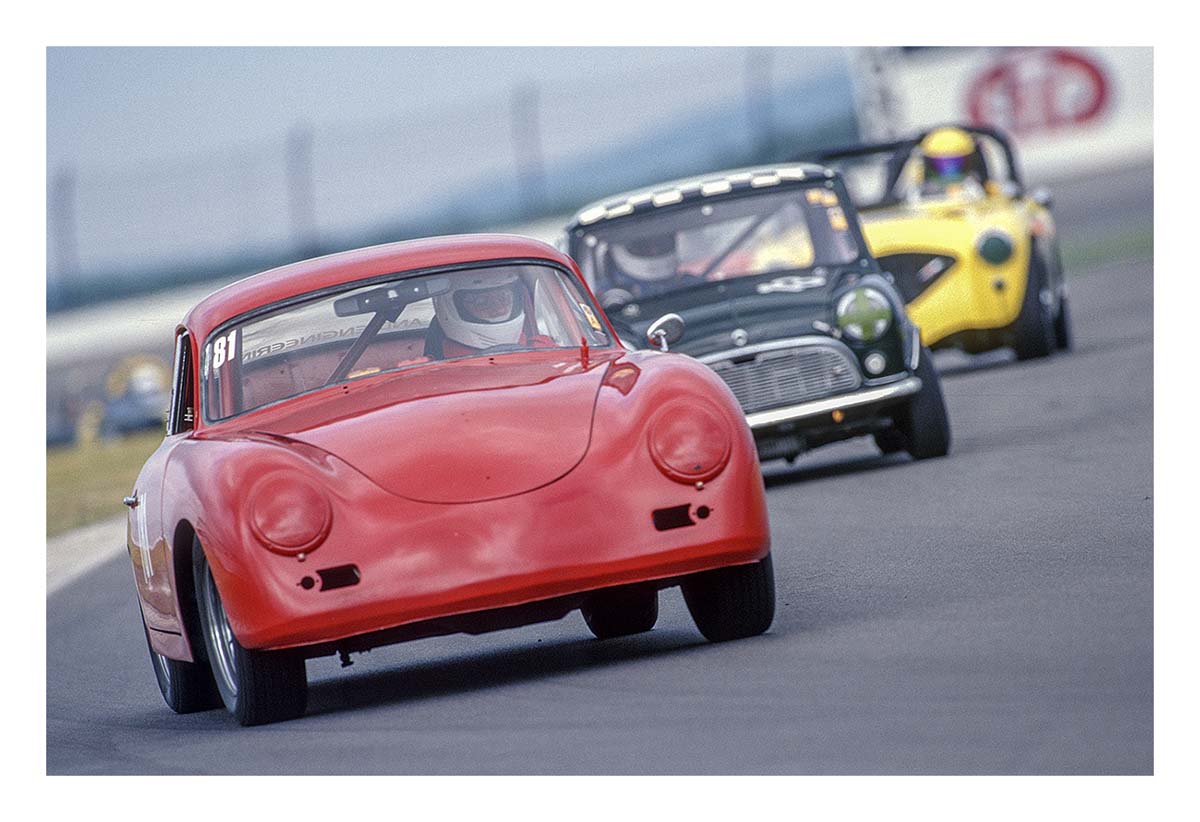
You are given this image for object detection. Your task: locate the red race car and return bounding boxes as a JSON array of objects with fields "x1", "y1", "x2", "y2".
[{"x1": 125, "y1": 234, "x2": 773, "y2": 725}]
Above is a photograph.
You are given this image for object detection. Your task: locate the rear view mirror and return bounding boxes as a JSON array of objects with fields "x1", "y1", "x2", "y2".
[{"x1": 334, "y1": 276, "x2": 450, "y2": 317}]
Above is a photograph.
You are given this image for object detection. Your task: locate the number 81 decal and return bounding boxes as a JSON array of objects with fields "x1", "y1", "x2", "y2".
[{"x1": 205, "y1": 329, "x2": 238, "y2": 374}]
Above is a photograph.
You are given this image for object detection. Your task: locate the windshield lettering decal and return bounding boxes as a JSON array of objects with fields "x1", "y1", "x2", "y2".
[{"x1": 239, "y1": 315, "x2": 435, "y2": 364}]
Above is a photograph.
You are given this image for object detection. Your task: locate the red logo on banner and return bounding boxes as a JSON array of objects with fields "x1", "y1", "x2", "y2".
[{"x1": 967, "y1": 48, "x2": 1110, "y2": 135}]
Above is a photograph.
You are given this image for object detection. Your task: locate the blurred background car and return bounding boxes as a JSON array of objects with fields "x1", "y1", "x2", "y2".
[
  {"x1": 98, "y1": 355, "x2": 171, "y2": 438},
  {"x1": 563, "y1": 162, "x2": 952, "y2": 464},
  {"x1": 812, "y1": 124, "x2": 1072, "y2": 360}
]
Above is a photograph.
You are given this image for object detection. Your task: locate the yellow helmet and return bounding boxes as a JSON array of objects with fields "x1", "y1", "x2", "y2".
[
  {"x1": 919, "y1": 127, "x2": 976, "y2": 159},
  {"x1": 918, "y1": 127, "x2": 980, "y2": 188}
]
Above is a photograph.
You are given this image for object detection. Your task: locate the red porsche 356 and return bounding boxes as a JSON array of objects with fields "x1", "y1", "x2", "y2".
[{"x1": 126, "y1": 234, "x2": 773, "y2": 725}]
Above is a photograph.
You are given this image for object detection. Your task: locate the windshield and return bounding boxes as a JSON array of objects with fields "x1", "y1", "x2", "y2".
[
  {"x1": 569, "y1": 185, "x2": 860, "y2": 306},
  {"x1": 203, "y1": 262, "x2": 611, "y2": 421}
]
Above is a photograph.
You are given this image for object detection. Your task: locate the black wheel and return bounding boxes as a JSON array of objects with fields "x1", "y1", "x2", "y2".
[
  {"x1": 893, "y1": 347, "x2": 951, "y2": 460},
  {"x1": 681, "y1": 553, "x2": 775, "y2": 642},
  {"x1": 581, "y1": 585, "x2": 658, "y2": 639},
  {"x1": 193, "y1": 544, "x2": 307, "y2": 726},
  {"x1": 873, "y1": 428, "x2": 906, "y2": 455},
  {"x1": 1054, "y1": 294, "x2": 1073, "y2": 351},
  {"x1": 1012, "y1": 245, "x2": 1056, "y2": 360},
  {"x1": 141, "y1": 614, "x2": 221, "y2": 714}
]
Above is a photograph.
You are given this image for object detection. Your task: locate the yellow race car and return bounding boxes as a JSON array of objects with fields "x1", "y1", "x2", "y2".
[{"x1": 812, "y1": 125, "x2": 1071, "y2": 360}]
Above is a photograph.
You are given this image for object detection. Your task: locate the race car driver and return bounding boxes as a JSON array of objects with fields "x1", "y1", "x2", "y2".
[
  {"x1": 604, "y1": 232, "x2": 700, "y2": 301},
  {"x1": 914, "y1": 126, "x2": 988, "y2": 199},
  {"x1": 428, "y1": 270, "x2": 552, "y2": 358}
]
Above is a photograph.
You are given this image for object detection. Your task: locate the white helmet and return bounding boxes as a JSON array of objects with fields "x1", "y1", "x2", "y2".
[
  {"x1": 610, "y1": 233, "x2": 679, "y2": 282},
  {"x1": 433, "y1": 270, "x2": 526, "y2": 350}
]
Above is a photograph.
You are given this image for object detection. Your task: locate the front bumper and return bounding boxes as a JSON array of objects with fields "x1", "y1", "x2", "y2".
[
  {"x1": 745, "y1": 375, "x2": 922, "y2": 429},
  {"x1": 698, "y1": 332, "x2": 922, "y2": 436}
]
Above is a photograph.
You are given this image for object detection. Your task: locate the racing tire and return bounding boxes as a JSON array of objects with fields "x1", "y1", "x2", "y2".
[
  {"x1": 681, "y1": 552, "x2": 775, "y2": 642},
  {"x1": 1054, "y1": 295, "x2": 1074, "y2": 352},
  {"x1": 1012, "y1": 246, "x2": 1056, "y2": 360},
  {"x1": 142, "y1": 614, "x2": 222, "y2": 714},
  {"x1": 581, "y1": 585, "x2": 659, "y2": 639},
  {"x1": 894, "y1": 347, "x2": 951, "y2": 460},
  {"x1": 193, "y1": 545, "x2": 307, "y2": 726}
]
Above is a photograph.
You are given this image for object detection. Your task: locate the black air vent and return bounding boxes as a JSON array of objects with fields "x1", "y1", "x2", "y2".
[
  {"x1": 652, "y1": 505, "x2": 695, "y2": 532},
  {"x1": 878, "y1": 253, "x2": 956, "y2": 303},
  {"x1": 317, "y1": 564, "x2": 361, "y2": 591}
]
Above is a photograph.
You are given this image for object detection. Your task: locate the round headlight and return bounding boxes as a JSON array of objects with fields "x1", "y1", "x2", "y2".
[
  {"x1": 248, "y1": 473, "x2": 332, "y2": 556},
  {"x1": 978, "y1": 231, "x2": 1014, "y2": 264},
  {"x1": 836, "y1": 287, "x2": 893, "y2": 343},
  {"x1": 648, "y1": 400, "x2": 732, "y2": 484}
]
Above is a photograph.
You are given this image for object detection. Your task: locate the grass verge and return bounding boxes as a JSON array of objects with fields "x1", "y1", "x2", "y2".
[{"x1": 46, "y1": 430, "x2": 163, "y2": 538}]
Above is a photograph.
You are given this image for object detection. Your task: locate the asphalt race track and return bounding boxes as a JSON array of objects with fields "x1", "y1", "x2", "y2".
[{"x1": 46, "y1": 171, "x2": 1153, "y2": 774}]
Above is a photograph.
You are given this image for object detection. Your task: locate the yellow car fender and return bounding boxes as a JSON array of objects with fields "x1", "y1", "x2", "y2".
[{"x1": 860, "y1": 195, "x2": 1046, "y2": 348}]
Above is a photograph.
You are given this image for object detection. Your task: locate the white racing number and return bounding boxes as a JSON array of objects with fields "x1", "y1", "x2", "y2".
[{"x1": 209, "y1": 329, "x2": 238, "y2": 371}]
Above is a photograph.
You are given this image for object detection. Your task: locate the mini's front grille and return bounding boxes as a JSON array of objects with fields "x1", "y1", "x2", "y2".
[
  {"x1": 877, "y1": 253, "x2": 956, "y2": 303},
  {"x1": 708, "y1": 345, "x2": 862, "y2": 414}
]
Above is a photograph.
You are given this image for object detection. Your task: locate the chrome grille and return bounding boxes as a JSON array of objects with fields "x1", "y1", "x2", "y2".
[{"x1": 707, "y1": 344, "x2": 862, "y2": 414}]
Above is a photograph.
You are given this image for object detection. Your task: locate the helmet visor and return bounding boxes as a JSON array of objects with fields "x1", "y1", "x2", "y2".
[
  {"x1": 453, "y1": 282, "x2": 522, "y2": 324},
  {"x1": 926, "y1": 155, "x2": 967, "y2": 183}
]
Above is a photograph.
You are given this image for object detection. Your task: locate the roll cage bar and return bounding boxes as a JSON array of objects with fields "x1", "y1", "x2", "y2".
[{"x1": 794, "y1": 124, "x2": 1025, "y2": 207}]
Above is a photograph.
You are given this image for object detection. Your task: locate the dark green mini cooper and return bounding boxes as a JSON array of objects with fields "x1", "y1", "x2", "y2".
[{"x1": 563, "y1": 163, "x2": 951, "y2": 464}]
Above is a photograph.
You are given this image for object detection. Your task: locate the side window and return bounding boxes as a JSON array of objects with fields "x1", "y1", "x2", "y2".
[{"x1": 167, "y1": 332, "x2": 195, "y2": 435}]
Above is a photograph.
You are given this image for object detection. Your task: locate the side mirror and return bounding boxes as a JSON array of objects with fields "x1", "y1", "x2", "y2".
[
  {"x1": 646, "y1": 313, "x2": 685, "y2": 352},
  {"x1": 1031, "y1": 187, "x2": 1053, "y2": 209}
]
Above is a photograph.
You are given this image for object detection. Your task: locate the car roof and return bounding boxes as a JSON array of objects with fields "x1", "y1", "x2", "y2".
[
  {"x1": 182, "y1": 234, "x2": 572, "y2": 341},
  {"x1": 565, "y1": 162, "x2": 833, "y2": 231}
]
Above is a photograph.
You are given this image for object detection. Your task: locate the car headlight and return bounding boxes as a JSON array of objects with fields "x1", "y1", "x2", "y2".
[
  {"x1": 978, "y1": 230, "x2": 1014, "y2": 264},
  {"x1": 248, "y1": 473, "x2": 333, "y2": 556},
  {"x1": 648, "y1": 400, "x2": 732, "y2": 484},
  {"x1": 836, "y1": 287, "x2": 893, "y2": 343}
]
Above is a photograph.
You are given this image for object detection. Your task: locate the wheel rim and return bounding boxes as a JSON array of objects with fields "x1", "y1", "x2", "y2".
[{"x1": 202, "y1": 566, "x2": 239, "y2": 699}]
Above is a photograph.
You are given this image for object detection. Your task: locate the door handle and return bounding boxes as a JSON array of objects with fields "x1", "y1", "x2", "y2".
[{"x1": 123, "y1": 494, "x2": 139, "y2": 508}]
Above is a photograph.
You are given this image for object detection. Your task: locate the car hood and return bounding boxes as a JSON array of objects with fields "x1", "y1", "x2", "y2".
[
  {"x1": 859, "y1": 199, "x2": 1023, "y2": 256},
  {"x1": 608, "y1": 272, "x2": 844, "y2": 359},
  {"x1": 241, "y1": 352, "x2": 615, "y2": 504}
]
